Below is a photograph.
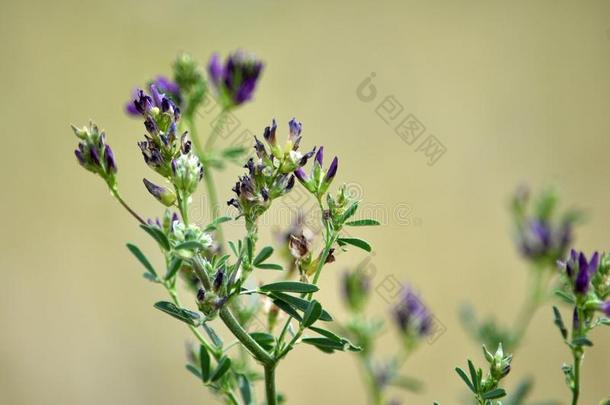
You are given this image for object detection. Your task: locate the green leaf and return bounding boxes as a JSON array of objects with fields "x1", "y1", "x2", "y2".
[
  {"x1": 572, "y1": 336, "x2": 593, "y2": 347},
  {"x1": 237, "y1": 374, "x2": 253, "y2": 405},
  {"x1": 153, "y1": 301, "x2": 200, "y2": 326},
  {"x1": 255, "y1": 263, "x2": 284, "y2": 271},
  {"x1": 337, "y1": 237, "x2": 372, "y2": 252},
  {"x1": 174, "y1": 240, "x2": 206, "y2": 251},
  {"x1": 210, "y1": 357, "x2": 231, "y2": 382},
  {"x1": 228, "y1": 241, "x2": 239, "y2": 257},
  {"x1": 253, "y1": 246, "x2": 274, "y2": 266},
  {"x1": 272, "y1": 299, "x2": 302, "y2": 321},
  {"x1": 205, "y1": 216, "x2": 233, "y2": 232},
  {"x1": 482, "y1": 388, "x2": 506, "y2": 400},
  {"x1": 455, "y1": 367, "x2": 475, "y2": 393},
  {"x1": 203, "y1": 324, "x2": 223, "y2": 348},
  {"x1": 304, "y1": 328, "x2": 361, "y2": 352},
  {"x1": 126, "y1": 243, "x2": 157, "y2": 277},
  {"x1": 271, "y1": 292, "x2": 333, "y2": 321},
  {"x1": 302, "y1": 300, "x2": 322, "y2": 328},
  {"x1": 339, "y1": 201, "x2": 359, "y2": 223},
  {"x1": 140, "y1": 224, "x2": 170, "y2": 250},
  {"x1": 308, "y1": 326, "x2": 343, "y2": 342},
  {"x1": 260, "y1": 281, "x2": 319, "y2": 294},
  {"x1": 555, "y1": 289, "x2": 575, "y2": 304},
  {"x1": 468, "y1": 360, "x2": 479, "y2": 392},
  {"x1": 345, "y1": 219, "x2": 380, "y2": 227},
  {"x1": 199, "y1": 344, "x2": 211, "y2": 382},
  {"x1": 165, "y1": 257, "x2": 183, "y2": 280},
  {"x1": 552, "y1": 306, "x2": 568, "y2": 339},
  {"x1": 249, "y1": 332, "x2": 275, "y2": 351},
  {"x1": 142, "y1": 273, "x2": 158, "y2": 283},
  {"x1": 599, "y1": 318, "x2": 610, "y2": 326},
  {"x1": 301, "y1": 337, "x2": 360, "y2": 352},
  {"x1": 222, "y1": 146, "x2": 248, "y2": 159},
  {"x1": 186, "y1": 364, "x2": 202, "y2": 379}
]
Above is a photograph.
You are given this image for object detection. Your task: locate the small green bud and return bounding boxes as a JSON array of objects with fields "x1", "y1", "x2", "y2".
[{"x1": 143, "y1": 178, "x2": 177, "y2": 206}]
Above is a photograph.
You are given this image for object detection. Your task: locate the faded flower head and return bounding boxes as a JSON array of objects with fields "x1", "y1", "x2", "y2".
[
  {"x1": 512, "y1": 186, "x2": 580, "y2": 266},
  {"x1": 72, "y1": 122, "x2": 117, "y2": 187},
  {"x1": 392, "y1": 285, "x2": 432, "y2": 343},
  {"x1": 208, "y1": 50, "x2": 263, "y2": 108}
]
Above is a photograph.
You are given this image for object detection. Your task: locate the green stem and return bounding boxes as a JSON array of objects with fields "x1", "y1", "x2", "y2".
[
  {"x1": 219, "y1": 306, "x2": 274, "y2": 366},
  {"x1": 572, "y1": 349, "x2": 582, "y2": 405},
  {"x1": 512, "y1": 264, "x2": 549, "y2": 348},
  {"x1": 225, "y1": 390, "x2": 240, "y2": 405},
  {"x1": 264, "y1": 364, "x2": 277, "y2": 405},
  {"x1": 191, "y1": 257, "x2": 273, "y2": 366},
  {"x1": 110, "y1": 187, "x2": 145, "y2": 225},
  {"x1": 187, "y1": 116, "x2": 226, "y2": 250},
  {"x1": 205, "y1": 110, "x2": 228, "y2": 150}
]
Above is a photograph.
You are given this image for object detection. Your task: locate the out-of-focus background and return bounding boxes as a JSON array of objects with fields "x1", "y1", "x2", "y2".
[{"x1": 1, "y1": 0, "x2": 609, "y2": 404}]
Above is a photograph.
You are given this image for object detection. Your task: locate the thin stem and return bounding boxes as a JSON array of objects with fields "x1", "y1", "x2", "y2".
[
  {"x1": 205, "y1": 110, "x2": 228, "y2": 150},
  {"x1": 187, "y1": 116, "x2": 226, "y2": 249},
  {"x1": 176, "y1": 189, "x2": 190, "y2": 225},
  {"x1": 264, "y1": 364, "x2": 277, "y2": 405},
  {"x1": 191, "y1": 257, "x2": 273, "y2": 366},
  {"x1": 110, "y1": 187, "x2": 145, "y2": 225},
  {"x1": 512, "y1": 266, "x2": 548, "y2": 347},
  {"x1": 572, "y1": 349, "x2": 582, "y2": 405}
]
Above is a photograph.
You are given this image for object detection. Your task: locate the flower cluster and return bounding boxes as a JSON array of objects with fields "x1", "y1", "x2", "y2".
[
  {"x1": 227, "y1": 118, "x2": 314, "y2": 223},
  {"x1": 132, "y1": 85, "x2": 203, "y2": 200},
  {"x1": 125, "y1": 76, "x2": 182, "y2": 116},
  {"x1": 72, "y1": 122, "x2": 117, "y2": 188},
  {"x1": 511, "y1": 186, "x2": 580, "y2": 266},
  {"x1": 208, "y1": 50, "x2": 264, "y2": 108},
  {"x1": 558, "y1": 250, "x2": 610, "y2": 316},
  {"x1": 295, "y1": 146, "x2": 338, "y2": 199}
]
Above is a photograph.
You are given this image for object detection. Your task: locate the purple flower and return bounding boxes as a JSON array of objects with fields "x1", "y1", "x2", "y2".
[
  {"x1": 392, "y1": 285, "x2": 432, "y2": 338},
  {"x1": 574, "y1": 251, "x2": 598, "y2": 294},
  {"x1": 315, "y1": 146, "x2": 324, "y2": 166},
  {"x1": 207, "y1": 50, "x2": 264, "y2": 107},
  {"x1": 324, "y1": 156, "x2": 339, "y2": 183},
  {"x1": 104, "y1": 144, "x2": 117, "y2": 174},
  {"x1": 125, "y1": 76, "x2": 181, "y2": 117},
  {"x1": 561, "y1": 250, "x2": 599, "y2": 295}
]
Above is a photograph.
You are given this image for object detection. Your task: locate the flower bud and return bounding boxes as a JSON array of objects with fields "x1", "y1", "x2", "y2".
[
  {"x1": 143, "y1": 178, "x2": 177, "y2": 206},
  {"x1": 197, "y1": 288, "x2": 206, "y2": 302},
  {"x1": 213, "y1": 269, "x2": 224, "y2": 292}
]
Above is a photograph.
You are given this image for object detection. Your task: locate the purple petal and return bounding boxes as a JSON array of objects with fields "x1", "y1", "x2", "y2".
[
  {"x1": 315, "y1": 146, "x2": 324, "y2": 166},
  {"x1": 294, "y1": 167, "x2": 308, "y2": 183},
  {"x1": 325, "y1": 156, "x2": 339, "y2": 181}
]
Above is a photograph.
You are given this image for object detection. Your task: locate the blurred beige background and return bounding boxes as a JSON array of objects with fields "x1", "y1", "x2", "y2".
[{"x1": 1, "y1": 0, "x2": 610, "y2": 404}]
